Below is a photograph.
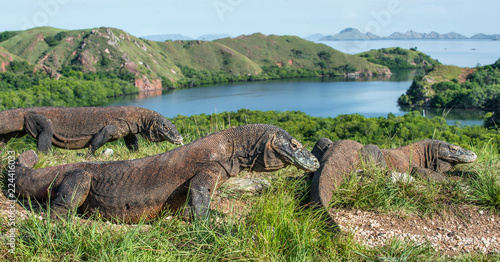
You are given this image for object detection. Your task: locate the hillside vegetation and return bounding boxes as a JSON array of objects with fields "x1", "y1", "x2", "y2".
[
  {"x1": 0, "y1": 27, "x2": 391, "y2": 108},
  {"x1": 398, "y1": 61, "x2": 500, "y2": 112},
  {"x1": 357, "y1": 47, "x2": 440, "y2": 70},
  {"x1": 216, "y1": 33, "x2": 389, "y2": 76}
]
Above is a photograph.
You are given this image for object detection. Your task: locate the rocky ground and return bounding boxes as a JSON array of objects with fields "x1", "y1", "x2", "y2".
[{"x1": 330, "y1": 206, "x2": 499, "y2": 255}]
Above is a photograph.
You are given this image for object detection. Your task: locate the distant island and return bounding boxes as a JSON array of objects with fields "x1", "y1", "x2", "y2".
[{"x1": 307, "y1": 28, "x2": 500, "y2": 41}]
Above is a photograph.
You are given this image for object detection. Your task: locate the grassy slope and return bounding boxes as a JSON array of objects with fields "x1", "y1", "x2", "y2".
[
  {"x1": 422, "y1": 64, "x2": 465, "y2": 87},
  {"x1": 397, "y1": 64, "x2": 469, "y2": 106},
  {"x1": 216, "y1": 33, "x2": 389, "y2": 74},
  {"x1": 148, "y1": 39, "x2": 263, "y2": 75},
  {"x1": 0, "y1": 46, "x2": 22, "y2": 66},
  {"x1": 0, "y1": 27, "x2": 66, "y2": 65}
]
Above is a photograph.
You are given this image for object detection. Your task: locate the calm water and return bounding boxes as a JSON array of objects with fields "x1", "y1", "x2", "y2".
[
  {"x1": 110, "y1": 40, "x2": 499, "y2": 126},
  {"x1": 320, "y1": 40, "x2": 500, "y2": 68},
  {"x1": 110, "y1": 71, "x2": 487, "y2": 126}
]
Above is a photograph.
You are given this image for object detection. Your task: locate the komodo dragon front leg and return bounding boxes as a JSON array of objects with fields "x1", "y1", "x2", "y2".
[
  {"x1": 88, "y1": 125, "x2": 120, "y2": 155},
  {"x1": 24, "y1": 113, "x2": 54, "y2": 152},
  {"x1": 123, "y1": 134, "x2": 139, "y2": 151},
  {"x1": 88, "y1": 123, "x2": 138, "y2": 155},
  {"x1": 185, "y1": 165, "x2": 230, "y2": 219},
  {"x1": 50, "y1": 169, "x2": 92, "y2": 219}
]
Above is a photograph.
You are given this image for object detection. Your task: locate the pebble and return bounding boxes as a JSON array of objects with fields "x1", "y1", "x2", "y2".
[{"x1": 102, "y1": 148, "x2": 114, "y2": 156}]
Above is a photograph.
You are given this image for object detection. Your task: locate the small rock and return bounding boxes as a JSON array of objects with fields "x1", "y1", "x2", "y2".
[
  {"x1": 221, "y1": 178, "x2": 270, "y2": 195},
  {"x1": 390, "y1": 171, "x2": 415, "y2": 183},
  {"x1": 102, "y1": 148, "x2": 114, "y2": 156}
]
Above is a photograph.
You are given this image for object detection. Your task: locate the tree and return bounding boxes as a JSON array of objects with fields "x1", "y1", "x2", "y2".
[{"x1": 317, "y1": 51, "x2": 331, "y2": 60}]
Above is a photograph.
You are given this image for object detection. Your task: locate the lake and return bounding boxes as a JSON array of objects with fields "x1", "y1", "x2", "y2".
[
  {"x1": 110, "y1": 71, "x2": 488, "y2": 126},
  {"x1": 110, "y1": 40, "x2": 499, "y2": 126}
]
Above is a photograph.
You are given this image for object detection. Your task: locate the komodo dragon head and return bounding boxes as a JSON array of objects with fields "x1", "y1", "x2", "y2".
[
  {"x1": 435, "y1": 140, "x2": 477, "y2": 164},
  {"x1": 144, "y1": 116, "x2": 184, "y2": 145},
  {"x1": 422, "y1": 139, "x2": 477, "y2": 172},
  {"x1": 260, "y1": 129, "x2": 320, "y2": 172}
]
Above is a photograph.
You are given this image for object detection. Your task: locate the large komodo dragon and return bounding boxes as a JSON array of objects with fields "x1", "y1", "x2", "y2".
[
  {"x1": 0, "y1": 106, "x2": 183, "y2": 155},
  {"x1": 14, "y1": 124, "x2": 320, "y2": 223},
  {"x1": 309, "y1": 138, "x2": 477, "y2": 226}
]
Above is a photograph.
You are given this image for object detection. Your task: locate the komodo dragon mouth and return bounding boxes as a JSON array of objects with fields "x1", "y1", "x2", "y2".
[{"x1": 149, "y1": 117, "x2": 184, "y2": 145}]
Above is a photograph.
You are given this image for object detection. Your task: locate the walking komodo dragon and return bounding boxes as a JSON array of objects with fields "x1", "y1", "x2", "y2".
[
  {"x1": 0, "y1": 106, "x2": 183, "y2": 155},
  {"x1": 309, "y1": 138, "x2": 477, "y2": 227},
  {"x1": 14, "y1": 124, "x2": 320, "y2": 223}
]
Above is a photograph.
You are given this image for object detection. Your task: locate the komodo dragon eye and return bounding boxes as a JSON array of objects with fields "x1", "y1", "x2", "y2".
[{"x1": 290, "y1": 139, "x2": 302, "y2": 150}]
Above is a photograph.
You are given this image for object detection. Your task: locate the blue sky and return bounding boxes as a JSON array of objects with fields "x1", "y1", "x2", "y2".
[{"x1": 1, "y1": 0, "x2": 499, "y2": 38}]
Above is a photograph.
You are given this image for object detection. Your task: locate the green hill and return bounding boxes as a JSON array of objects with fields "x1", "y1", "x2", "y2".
[
  {"x1": 216, "y1": 33, "x2": 390, "y2": 76},
  {"x1": 0, "y1": 27, "x2": 391, "y2": 94},
  {"x1": 357, "y1": 47, "x2": 440, "y2": 70},
  {"x1": 397, "y1": 61, "x2": 500, "y2": 116},
  {"x1": 148, "y1": 39, "x2": 262, "y2": 75}
]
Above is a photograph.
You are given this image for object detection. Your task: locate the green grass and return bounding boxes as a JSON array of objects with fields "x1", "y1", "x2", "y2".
[
  {"x1": 421, "y1": 64, "x2": 465, "y2": 88},
  {"x1": 1, "y1": 116, "x2": 499, "y2": 261}
]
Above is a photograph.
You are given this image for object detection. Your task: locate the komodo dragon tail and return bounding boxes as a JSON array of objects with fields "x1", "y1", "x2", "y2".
[{"x1": 15, "y1": 150, "x2": 39, "y2": 169}]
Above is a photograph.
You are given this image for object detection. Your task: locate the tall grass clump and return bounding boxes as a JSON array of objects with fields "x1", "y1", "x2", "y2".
[
  {"x1": 353, "y1": 238, "x2": 443, "y2": 262},
  {"x1": 466, "y1": 143, "x2": 500, "y2": 211},
  {"x1": 243, "y1": 168, "x2": 362, "y2": 261},
  {"x1": 327, "y1": 163, "x2": 457, "y2": 216}
]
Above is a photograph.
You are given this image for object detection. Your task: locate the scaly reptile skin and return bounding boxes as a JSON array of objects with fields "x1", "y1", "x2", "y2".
[
  {"x1": 381, "y1": 139, "x2": 477, "y2": 181},
  {"x1": 14, "y1": 124, "x2": 319, "y2": 223},
  {"x1": 0, "y1": 106, "x2": 183, "y2": 155}
]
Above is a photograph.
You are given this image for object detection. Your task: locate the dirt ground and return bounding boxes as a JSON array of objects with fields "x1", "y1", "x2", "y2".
[{"x1": 330, "y1": 206, "x2": 499, "y2": 255}]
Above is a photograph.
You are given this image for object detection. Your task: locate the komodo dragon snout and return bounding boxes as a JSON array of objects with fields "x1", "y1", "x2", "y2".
[
  {"x1": 271, "y1": 131, "x2": 320, "y2": 172},
  {"x1": 437, "y1": 141, "x2": 477, "y2": 164},
  {"x1": 146, "y1": 116, "x2": 184, "y2": 145}
]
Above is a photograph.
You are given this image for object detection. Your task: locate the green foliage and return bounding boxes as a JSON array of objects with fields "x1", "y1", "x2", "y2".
[
  {"x1": 358, "y1": 47, "x2": 440, "y2": 70},
  {"x1": 399, "y1": 63, "x2": 500, "y2": 114},
  {"x1": 0, "y1": 31, "x2": 18, "y2": 43},
  {"x1": 171, "y1": 110, "x2": 500, "y2": 152},
  {"x1": 317, "y1": 50, "x2": 332, "y2": 60},
  {"x1": 44, "y1": 31, "x2": 68, "y2": 47},
  {"x1": 0, "y1": 64, "x2": 138, "y2": 110},
  {"x1": 6, "y1": 60, "x2": 34, "y2": 74}
]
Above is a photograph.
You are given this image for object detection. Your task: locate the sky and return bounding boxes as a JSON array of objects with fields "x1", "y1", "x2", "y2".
[{"x1": 1, "y1": 0, "x2": 499, "y2": 38}]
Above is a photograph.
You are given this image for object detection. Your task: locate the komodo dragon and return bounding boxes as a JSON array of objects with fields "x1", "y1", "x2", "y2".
[
  {"x1": 380, "y1": 139, "x2": 477, "y2": 181},
  {"x1": 14, "y1": 124, "x2": 320, "y2": 223},
  {"x1": 309, "y1": 138, "x2": 476, "y2": 228},
  {"x1": 0, "y1": 106, "x2": 183, "y2": 155}
]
